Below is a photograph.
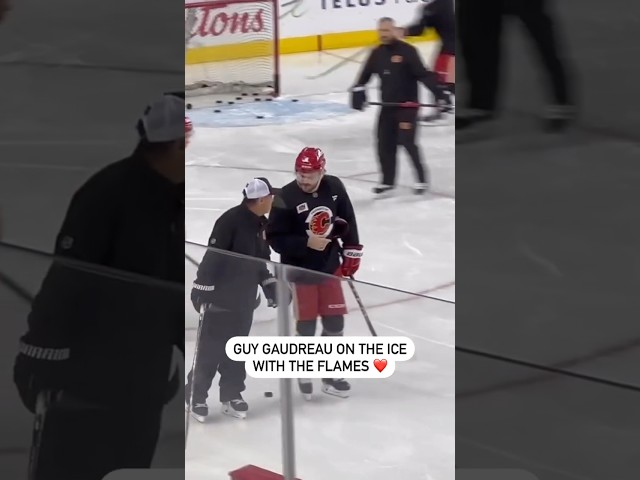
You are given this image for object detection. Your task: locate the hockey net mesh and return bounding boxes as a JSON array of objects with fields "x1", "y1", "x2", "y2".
[{"x1": 185, "y1": 0, "x2": 278, "y2": 98}]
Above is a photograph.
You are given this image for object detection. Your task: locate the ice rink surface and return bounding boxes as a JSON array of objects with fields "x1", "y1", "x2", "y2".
[
  {"x1": 186, "y1": 42, "x2": 455, "y2": 299},
  {"x1": 456, "y1": 1, "x2": 640, "y2": 478},
  {"x1": 185, "y1": 43, "x2": 455, "y2": 480}
]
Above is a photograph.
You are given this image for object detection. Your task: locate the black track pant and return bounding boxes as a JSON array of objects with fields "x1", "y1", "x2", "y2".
[
  {"x1": 459, "y1": 0, "x2": 571, "y2": 111},
  {"x1": 32, "y1": 398, "x2": 163, "y2": 480},
  {"x1": 187, "y1": 309, "x2": 253, "y2": 404},
  {"x1": 376, "y1": 107, "x2": 427, "y2": 187}
]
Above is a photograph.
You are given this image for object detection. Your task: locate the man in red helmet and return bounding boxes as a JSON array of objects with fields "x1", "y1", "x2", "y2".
[
  {"x1": 266, "y1": 147, "x2": 362, "y2": 400},
  {"x1": 185, "y1": 117, "x2": 193, "y2": 146}
]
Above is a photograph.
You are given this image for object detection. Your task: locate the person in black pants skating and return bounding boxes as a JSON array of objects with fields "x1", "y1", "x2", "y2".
[
  {"x1": 458, "y1": 0, "x2": 574, "y2": 131},
  {"x1": 400, "y1": 0, "x2": 456, "y2": 122},
  {"x1": 186, "y1": 178, "x2": 280, "y2": 421},
  {"x1": 350, "y1": 17, "x2": 447, "y2": 196}
]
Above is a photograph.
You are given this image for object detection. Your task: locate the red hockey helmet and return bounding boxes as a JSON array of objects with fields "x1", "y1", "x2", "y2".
[
  {"x1": 185, "y1": 116, "x2": 193, "y2": 145},
  {"x1": 295, "y1": 147, "x2": 326, "y2": 173}
]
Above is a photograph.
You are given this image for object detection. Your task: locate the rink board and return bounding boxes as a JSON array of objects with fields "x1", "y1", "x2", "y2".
[{"x1": 185, "y1": 28, "x2": 438, "y2": 64}]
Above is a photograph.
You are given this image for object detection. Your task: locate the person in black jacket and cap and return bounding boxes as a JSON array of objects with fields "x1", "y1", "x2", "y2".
[
  {"x1": 186, "y1": 177, "x2": 281, "y2": 422},
  {"x1": 13, "y1": 92, "x2": 186, "y2": 480}
]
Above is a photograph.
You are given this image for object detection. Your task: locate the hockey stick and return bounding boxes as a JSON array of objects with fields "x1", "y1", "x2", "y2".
[
  {"x1": 28, "y1": 391, "x2": 54, "y2": 480},
  {"x1": 367, "y1": 101, "x2": 454, "y2": 127},
  {"x1": 0, "y1": 270, "x2": 34, "y2": 303},
  {"x1": 185, "y1": 304, "x2": 206, "y2": 448},
  {"x1": 185, "y1": 253, "x2": 200, "y2": 267},
  {"x1": 347, "y1": 276, "x2": 377, "y2": 337},
  {"x1": 367, "y1": 101, "x2": 438, "y2": 108},
  {"x1": 305, "y1": 47, "x2": 371, "y2": 80}
]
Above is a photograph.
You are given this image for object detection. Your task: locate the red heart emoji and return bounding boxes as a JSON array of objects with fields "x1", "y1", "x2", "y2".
[{"x1": 373, "y1": 359, "x2": 387, "y2": 373}]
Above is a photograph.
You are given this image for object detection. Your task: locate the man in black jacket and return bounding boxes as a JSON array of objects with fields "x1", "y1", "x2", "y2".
[
  {"x1": 187, "y1": 177, "x2": 278, "y2": 421},
  {"x1": 350, "y1": 17, "x2": 447, "y2": 196},
  {"x1": 13, "y1": 92, "x2": 186, "y2": 480}
]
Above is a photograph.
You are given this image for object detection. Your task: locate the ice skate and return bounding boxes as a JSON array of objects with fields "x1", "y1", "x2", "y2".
[
  {"x1": 186, "y1": 402, "x2": 209, "y2": 423},
  {"x1": 185, "y1": 386, "x2": 208, "y2": 423},
  {"x1": 413, "y1": 183, "x2": 429, "y2": 195},
  {"x1": 221, "y1": 397, "x2": 249, "y2": 419},
  {"x1": 542, "y1": 104, "x2": 576, "y2": 133},
  {"x1": 372, "y1": 185, "x2": 394, "y2": 197},
  {"x1": 298, "y1": 378, "x2": 313, "y2": 401},
  {"x1": 321, "y1": 378, "x2": 351, "y2": 398}
]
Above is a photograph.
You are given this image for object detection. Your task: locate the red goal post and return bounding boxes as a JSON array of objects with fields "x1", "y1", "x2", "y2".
[{"x1": 185, "y1": 0, "x2": 281, "y2": 98}]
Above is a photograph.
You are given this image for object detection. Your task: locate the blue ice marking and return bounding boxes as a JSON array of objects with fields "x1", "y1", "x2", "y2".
[{"x1": 188, "y1": 98, "x2": 351, "y2": 127}]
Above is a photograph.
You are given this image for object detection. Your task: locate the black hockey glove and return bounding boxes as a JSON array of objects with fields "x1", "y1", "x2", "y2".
[
  {"x1": 330, "y1": 217, "x2": 350, "y2": 240},
  {"x1": 261, "y1": 277, "x2": 278, "y2": 308},
  {"x1": 350, "y1": 86, "x2": 367, "y2": 111},
  {"x1": 433, "y1": 84, "x2": 452, "y2": 113},
  {"x1": 261, "y1": 277, "x2": 292, "y2": 308},
  {"x1": 14, "y1": 336, "x2": 70, "y2": 414},
  {"x1": 191, "y1": 282, "x2": 216, "y2": 313}
]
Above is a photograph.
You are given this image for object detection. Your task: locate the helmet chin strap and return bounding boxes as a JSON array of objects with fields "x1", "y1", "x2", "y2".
[
  {"x1": 297, "y1": 169, "x2": 324, "y2": 192},
  {"x1": 310, "y1": 170, "x2": 325, "y2": 193}
]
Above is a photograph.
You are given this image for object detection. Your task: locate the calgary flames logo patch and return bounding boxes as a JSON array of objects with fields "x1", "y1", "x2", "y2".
[{"x1": 305, "y1": 206, "x2": 333, "y2": 238}]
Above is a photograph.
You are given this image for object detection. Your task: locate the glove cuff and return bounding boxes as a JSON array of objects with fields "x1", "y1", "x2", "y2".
[
  {"x1": 193, "y1": 282, "x2": 215, "y2": 292},
  {"x1": 343, "y1": 245, "x2": 364, "y2": 257},
  {"x1": 19, "y1": 341, "x2": 70, "y2": 361}
]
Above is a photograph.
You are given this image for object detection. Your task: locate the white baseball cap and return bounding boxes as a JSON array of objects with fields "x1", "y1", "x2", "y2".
[
  {"x1": 243, "y1": 177, "x2": 279, "y2": 199},
  {"x1": 138, "y1": 93, "x2": 185, "y2": 143}
]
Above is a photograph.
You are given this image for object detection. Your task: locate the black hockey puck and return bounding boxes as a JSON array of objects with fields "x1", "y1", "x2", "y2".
[
  {"x1": 228, "y1": 101, "x2": 235, "y2": 105},
  {"x1": 214, "y1": 110, "x2": 221, "y2": 113},
  {"x1": 266, "y1": 98, "x2": 273, "y2": 102},
  {"x1": 254, "y1": 98, "x2": 261, "y2": 101},
  {"x1": 186, "y1": 103, "x2": 192, "y2": 110},
  {"x1": 256, "y1": 115, "x2": 264, "y2": 119},
  {"x1": 236, "y1": 97, "x2": 242, "y2": 100},
  {"x1": 264, "y1": 391, "x2": 273, "y2": 398},
  {"x1": 216, "y1": 100, "x2": 222, "y2": 104}
]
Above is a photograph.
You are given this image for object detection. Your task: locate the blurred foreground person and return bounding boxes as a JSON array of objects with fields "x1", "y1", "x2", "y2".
[
  {"x1": 399, "y1": 0, "x2": 456, "y2": 122},
  {"x1": 13, "y1": 92, "x2": 186, "y2": 480},
  {"x1": 458, "y1": 0, "x2": 575, "y2": 132}
]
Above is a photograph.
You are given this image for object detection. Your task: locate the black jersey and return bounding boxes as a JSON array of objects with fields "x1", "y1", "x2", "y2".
[
  {"x1": 193, "y1": 203, "x2": 272, "y2": 310},
  {"x1": 406, "y1": 0, "x2": 456, "y2": 54},
  {"x1": 266, "y1": 175, "x2": 359, "y2": 282},
  {"x1": 355, "y1": 40, "x2": 440, "y2": 105}
]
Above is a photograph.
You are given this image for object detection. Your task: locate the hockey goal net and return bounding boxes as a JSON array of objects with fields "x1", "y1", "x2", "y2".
[{"x1": 185, "y1": 0, "x2": 280, "y2": 98}]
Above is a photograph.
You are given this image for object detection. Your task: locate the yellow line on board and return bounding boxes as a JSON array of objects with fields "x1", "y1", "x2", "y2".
[{"x1": 186, "y1": 28, "x2": 438, "y2": 65}]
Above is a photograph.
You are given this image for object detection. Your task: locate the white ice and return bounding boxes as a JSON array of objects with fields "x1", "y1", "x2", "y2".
[{"x1": 185, "y1": 42, "x2": 455, "y2": 480}]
